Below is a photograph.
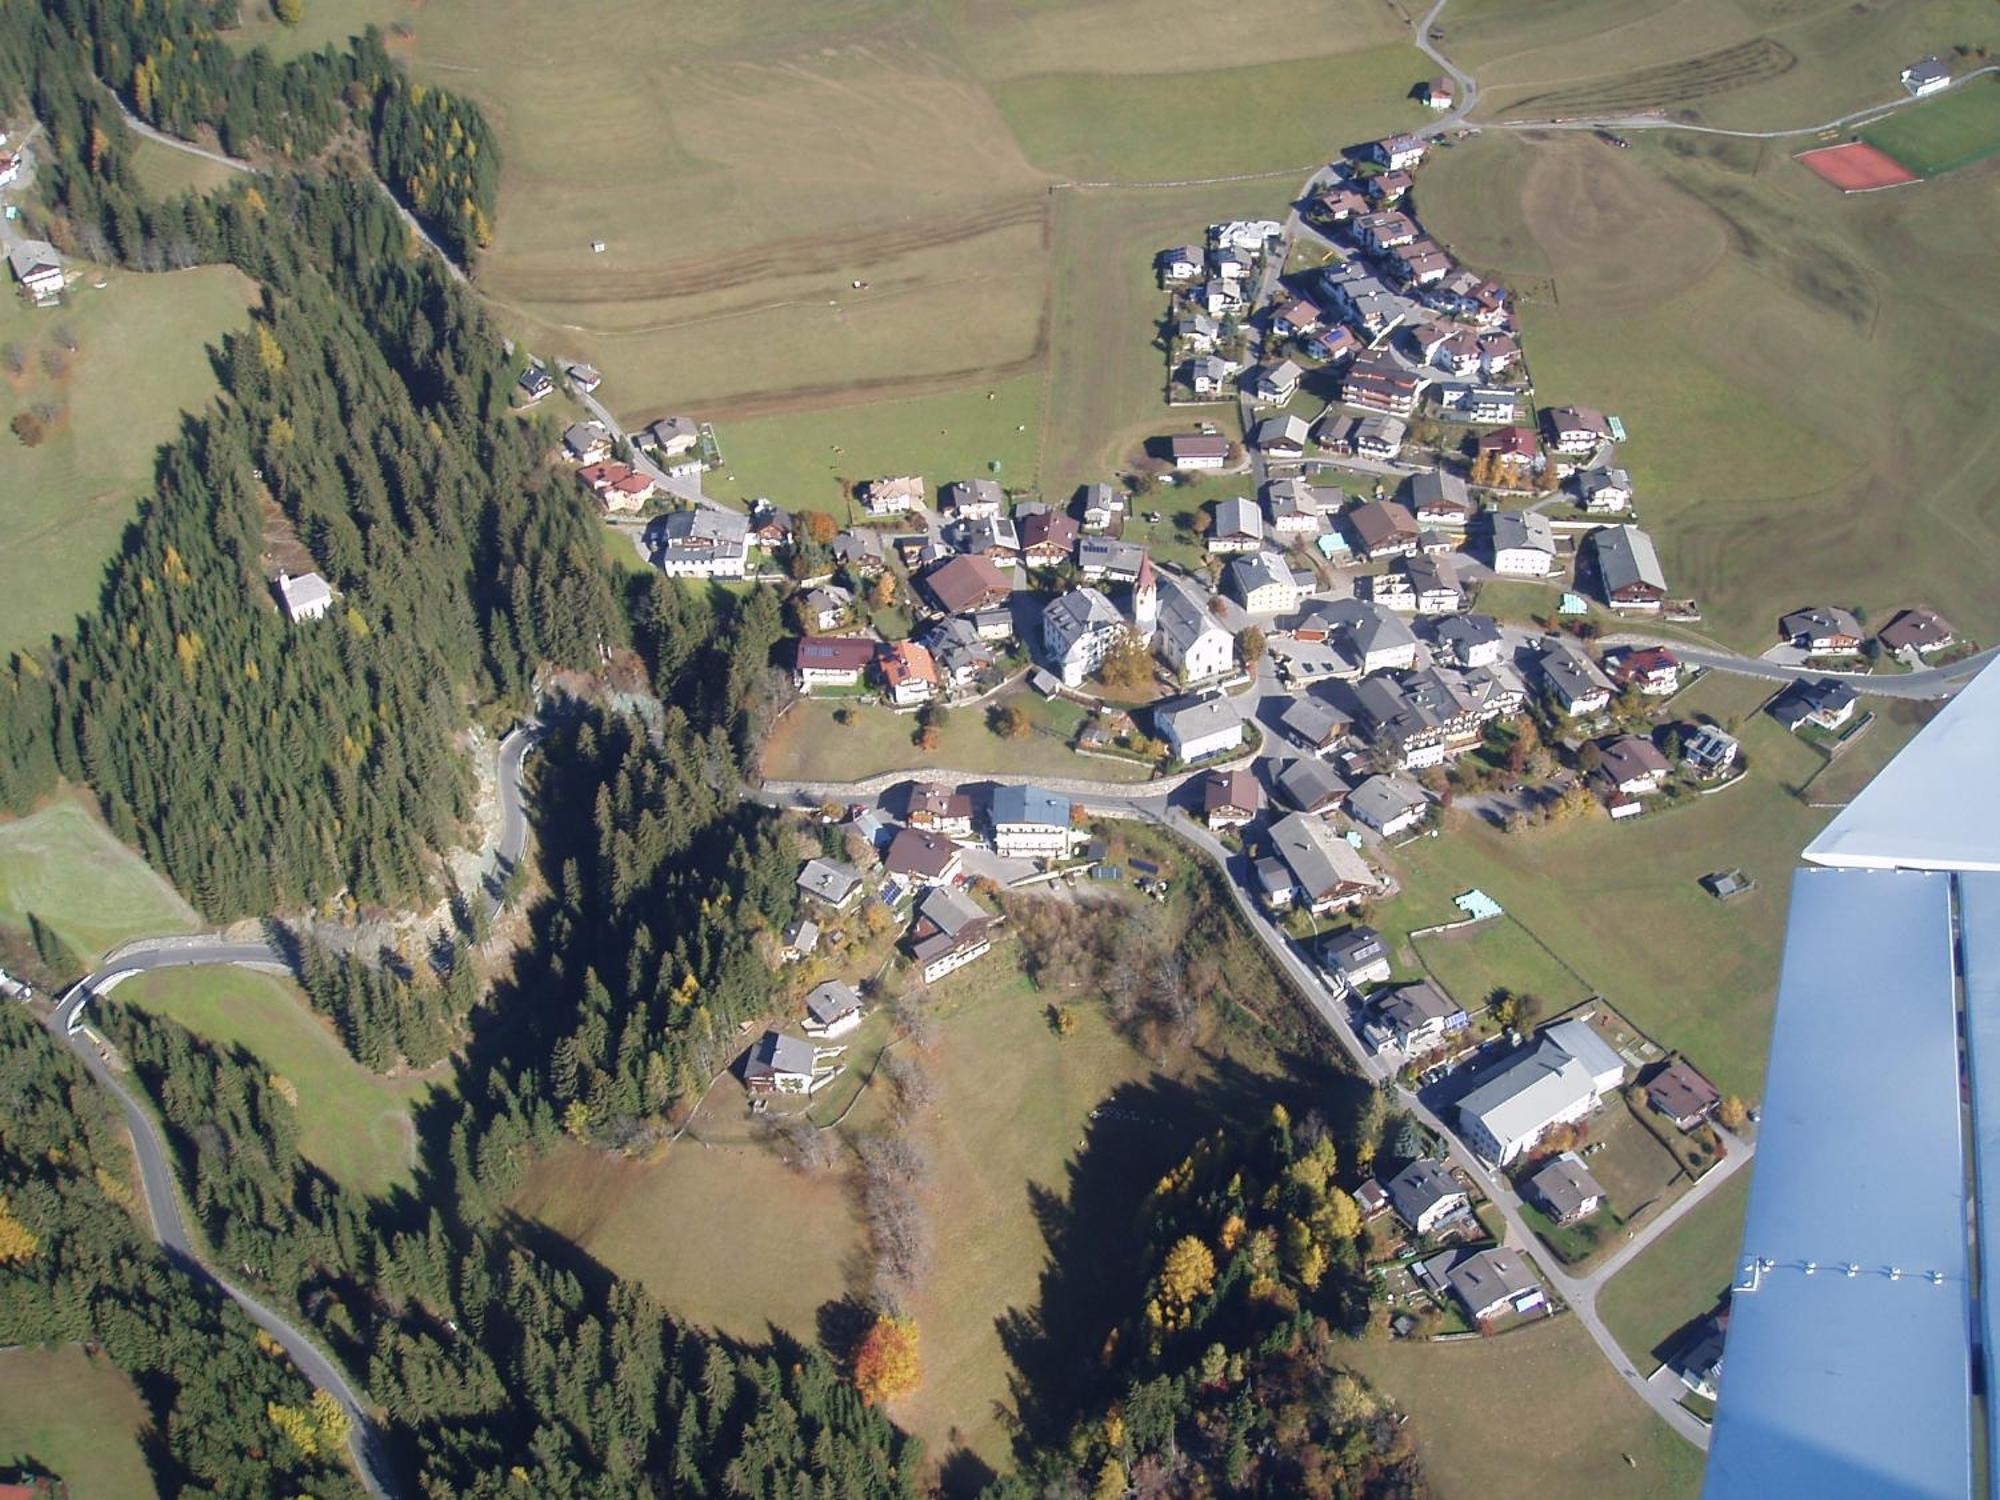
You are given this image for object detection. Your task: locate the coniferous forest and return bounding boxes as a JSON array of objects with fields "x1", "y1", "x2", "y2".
[{"x1": 0, "y1": 0, "x2": 1423, "y2": 1492}]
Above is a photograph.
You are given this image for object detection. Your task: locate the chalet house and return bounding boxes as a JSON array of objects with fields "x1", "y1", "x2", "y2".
[
  {"x1": 1188, "y1": 355, "x2": 1234, "y2": 396},
  {"x1": 1902, "y1": 56, "x2": 1951, "y2": 95},
  {"x1": 1370, "y1": 168, "x2": 1414, "y2": 202},
  {"x1": 1078, "y1": 483, "x2": 1126, "y2": 532},
  {"x1": 877, "y1": 640, "x2": 939, "y2": 706},
  {"x1": 958, "y1": 514, "x2": 1022, "y2": 569},
  {"x1": 1478, "y1": 424, "x2": 1540, "y2": 471},
  {"x1": 1490, "y1": 509, "x2": 1557, "y2": 577},
  {"x1": 1251, "y1": 359, "x2": 1304, "y2": 405},
  {"x1": 1275, "y1": 754, "x2": 1350, "y2": 814},
  {"x1": 563, "y1": 421, "x2": 613, "y2": 464},
  {"x1": 989, "y1": 784, "x2": 1075, "y2": 860},
  {"x1": 802, "y1": 980, "x2": 864, "y2": 1039},
  {"x1": 883, "y1": 826, "x2": 963, "y2": 887},
  {"x1": 1265, "y1": 477, "x2": 1334, "y2": 536},
  {"x1": 1355, "y1": 211, "x2": 1420, "y2": 255},
  {"x1": 256, "y1": 566, "x2": 336, "y2": 631},
  {"x1": 1342, "y1": 358, "x2": 1425, "y2": 417},
  {"x1": 1437, "y1": 384, "x2": 1519, "y2": 425},
  {"x1": 1367, "y1": 134, "x2": 1428, "y2": 171},
  {"x1": 654, "y1": 507, "x2": 749, "y2": 578},
  {"x1": 1428, "y1": 1246, "x2": 1544, "y2": 1321},
  {"x1": 1347, "y1": 773, "x2": 1431, "y2": 841},
  {"x1": 1229, "y1": 550, "x2": 1305, "y2": 614},
  {"x1": 1208, "y1": 497, "x2": 1265, "y2": 554},
  {"x1": 1077, "y1": 537, "x2": 1149, "y2": 584},
  {"x1": 1369, "y1": 982, "x2": 1468, "y2": 1058},
  {"x1": 796, "y1": 857, "x2": 863, "y2": 910},
  {"x1": 578, "y1": 461, "x2": 659, "y2": 512},
  {"x1": 1401, "y1": 553, "x2": 1469, "y2": 615},
  {"x1": 1210, "y1": 245, "x2": 1253, "y2": 281},
  {"x1": 1648, "y1": 1058, "x2": 1722, "y2": 1130},
  {"x1": 831, "y1": 528, "x2": 887, "y2": 576},
  {"x1": 744, "y1": 1032, "x2": 825, "y2": 1094},
  {"x1": 1299, "y1": 598, "x2": 1419, "y2": 674},
  {"x1": 1684, "y1": 723, "x2": 1740, "y2": 778},
  {"x1": 1346, "y1": 500, "x2": 1420, "y2": 561},
  {"x1": 794, "y1": 635, "x2": 877, "y2": 691},
  {"x1": 1042, "y1": 587, "x2": 1129, "y2": 687},
  {"x1": 1252, "y1": 413, "x2": 1310, "y2": 462},
  {"x1": 1201, "y1": 278, "x2": 1246, "y2": 316},
  {"x1": 1432, "y1": 612, "x2": 1505, "y2": 669},
  {"x1": 1430, "y1": 328, "x2": 1482, "y2": 375},
  {"x1": 1264, "y1": 812, "x2": 1380, "y2": 915},
  {"x1": 1273, "y1": 298, "x2": 1322, "y2": 337},
  {"x1": 1154, "y1": 694, "x2": 1245, "y2": 764},
  {"x1": 801, "y1": 585, "x2": 852, "y2": 633},
  {"x1": 1544, "y1": 405, "x2": 1613, "y2": 457},
  {"x1": 638, "y1": 415, "x2": 701, "y2": 457},
  {"x1": 1388, "y1": 1160, "x2": 1469, "y2": 1240},
  {"x1": 8, "y1": 239, "x2": 65, "y2": 300},
  {"x1": 1611, "y1": 645, "x2": 1680, "y2": 695},
  {"x1": 1769, "y1": 677, "x2": 1858, "y2": 733},
  {"x1": 941, "y1": 479, "x2": 1005, "y2": 521},
  {"x1": 781, "y1": 916, "x2": 820, "y2": 963},
  {"x1": 1456, "y1": 1018, "x2": 1626, "y2": 1164},
  {"x1": 920, "y1": 554, "x2": 1012, "y2": 616},
  {"x1": 1280, "y1": 691, "x2": 1352, "y2": 753},
  {"x1": 516, "y1": 364, "x2": 554, "y2": 405},
  {"x1": 1017, "y1": 505, "x2": 1080, "y2": 568},
  {"x1": 1155, "y1": 576, "x2": 1236, "y2": 683},
  {"x1": 1203, "y1": 768, "x2": 1264, "y2": 829},
  {"x1": 1596, "y1": 733, "x2": 1671, "y2": 797},
  {"x1": 1576, "y1": 465, "x2": 1633, "y2": 513},
  {"x1": 1479, "y1": 332, "x2": 1522, "y2": 377},
  {"x1": 1524, "y1": 1152, "x2": 1605, "y2": 1224},
  {"x1": 1306, "y1": 324, "x2": 1362, "y2": 363},
  {"x1": 1779, "y1": 605, "x2": 1864, "y2": 656},
  {"x1": 1354, "y1": 414, "x2": 1408, "y2": 460},
  {"x1": 1157, "y1": 244, "x2": 1205, "y2": 282},
  {"x1": 1322, "y1": 923, "x2": 1393, "y2": 990},
  {"x1": 1591, "y1": 524, "x2": 1667, "y2": 611},
  {"x1": 1424, "y1": 76, "x2": 1456, "y2": 109},
  {"x1": 1407, "y1": 470, "x2": 1473, "y2": 528},
  {"x1": 1174, "y1": 312, "x2": 1221, "y2": 351},
  {"x1": 906, "y1": 885, "x2": 993, "y2": 983},
  {"x1": 1534, "y1": 641, "x2": 1614, "y2": 716},
  {"x1": 1877, "y1": 606, "x2": 1956, "y2": 656},
  {"x1": 899, "y1": 784, "x2": 973, "y2": 841},
  {"x1": 1391, "y1": 246, "x2": 1455, "y2": 290},
  {"x1": 747, "y1": 501, "x2": 793, "y2": 548},
  {"x1": 861, "y1": 475, "x2": 926, "y2": 516},
  {"x1": 1313, "y1": 187, "x2": 1369, "y2": 223},
  {"x1": 1169, "y1": 433, "x2": 1233, "y2": 471}
]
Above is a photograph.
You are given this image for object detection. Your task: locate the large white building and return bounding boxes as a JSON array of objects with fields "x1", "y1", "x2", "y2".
[
  {"x1": 1456, "y1": 1019, "x2": 1626, "y2": 1164},
  {"x1": 653, "y1": 507, "x2": 749, "y2": 578},
  {"x1": 1154, "y1": 575, "x2": 1235, "y2": 684},
  {"x1": 1154, "y1": 695, "x2": 1245, "y2": 764},
  {"x1": 1041, "y1": 586, "x2": 1130, "y2": 688},
  {"x1": 988, "y1": 784, "x2": 1075, "y2": 860}
]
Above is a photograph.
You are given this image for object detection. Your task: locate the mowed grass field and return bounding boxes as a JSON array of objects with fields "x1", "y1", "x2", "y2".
[
  {"x1": 0, "y1": 795, "x2": 200, "y2": 959},
  {"x1": 1455, "y1": 0, "x2": 2000, "y2": 132},
  {"x1": 1864, "y1": 77, "x2": 2000, "y2": 176},
  {"x1": 1417, "y1": 128, "x2": 2000, "y2": 652},
  {"x1": 1340, "y1": 1316, "x2": 1704, "y2": 1500},
  {"x1": 761, "y1": 692, "x2": 1156, "y2": 785},
  {"x1": 0, "y1": 265, "x2": 259, "y2": 657},
  {"x1": 0, "y1": 1343, "x2": 159, "y2": 1499},
  {"x1": 1600, "y1": 1169, "x2": 1752, "y2": 1367},
  {"x1": 514, "y1": 938, "x2": 1290, "y2": 1475},
  {"x1": 113, "y1": 967, "x2": 436, "y2": 1195}
]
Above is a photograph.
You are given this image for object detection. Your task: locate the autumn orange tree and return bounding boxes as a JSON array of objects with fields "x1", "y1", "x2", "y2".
[{"x1": 851, "y1": 1313, "x2": 922, "y2": 1404}]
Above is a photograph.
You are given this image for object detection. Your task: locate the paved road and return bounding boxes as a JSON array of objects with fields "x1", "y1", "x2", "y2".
[
  {"x1": 1601, "y1": 634, "x2": 1999, "y2": 701},
  {"x1": 41, "y1": 721, "x2": 541, "y2": 1500},
  {"x1": 572, "y1": 389, "x2": 718, "y2": 510}
]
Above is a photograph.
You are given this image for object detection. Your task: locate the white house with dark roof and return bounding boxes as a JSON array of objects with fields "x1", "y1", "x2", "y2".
[
  {"x1": 796, "y1": 857, "x2": 863, "y2": 910},
  {"x1": 1041, "y1": 586, "x2": 1130, "y2": 687},
  {"x1": 1208, "y1": 497, "x2": 1265, "y2": 554},
  {"x1": 802, "y1": 980, "x2": 865, "y2": 1039},
  {"x1": 1384, "y1": 1158, "x2": 1468, "y2": 1233},
  {"x1": 1490, "y1": 510, "x2": 1557, "y2": 577},
  {"x1": 1228, "y1": 550, "x2": 1305, "y2": 614},
  {"x1": 988, "y1": 784, "x2": 1075, "y2": 860},
  {"x1": 744, "y1": 1031, "x2": 828, "y2": 1094},
  {"x1": 1264, "y1": 812, "x2": 1380, "y2": 914},
  {"x1": 1426, "y1": 1246, "x2": 1544, "y2": 1321}
]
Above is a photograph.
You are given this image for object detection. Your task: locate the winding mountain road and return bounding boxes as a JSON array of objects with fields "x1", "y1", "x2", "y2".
[{"x1": 42, "y1": 721, "x2": 541, "y2": 1500}]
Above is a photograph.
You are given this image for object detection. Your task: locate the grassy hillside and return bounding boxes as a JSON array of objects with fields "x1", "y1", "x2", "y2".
[
  {"x1": 0, "y1": 1344, "x2": 159, "y2": 1499},
  {"x1": 113, "y1": 967, "x2": 438, "y2": 1194},
  {"x1": 1418, "y1": 128, "x2": 2000, "y2": 651},
  {"x1": 0, "y1": 795, "x2": 200, "y2": 959},
  {"x1": 0, "y1": 264, "x2": 259, "y2": 657}
]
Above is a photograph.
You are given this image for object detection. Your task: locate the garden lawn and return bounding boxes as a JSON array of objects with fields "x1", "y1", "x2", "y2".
[
  {"x1": 1411, "y1": 914, "x2": 1595, "y2": 1016},
  {"x1": 1802, "y1": 697, "x2": 1935, "y2": 804},
  {"x1": 0, "y1": 1343, "x2": 158, "y2": 1499},
  {"x1": 0, "y1": 795, "x2": 199, "y2": 959},
  {"x1": 0, "y1": 264, "x2": 259, "y2": 657},
  {"x1": 113, "y1": 968, "x2": 436, "y2": 1195},
  {"x1": 1600, "y1": 1169, "x2": 1752, "y2": 1367},
  {"x1": 761, "y1": 693, "x2": 1154, "y2": 785},
  {"x1": 1382, "y1": 765, "x2": 1827, "y2": 1102},
  {"x1": 1340, "y1": 1317, "x2": 1703, "y2": 1500},
  {"x1": 1863, "y1": 77, "x2": 2000, "y2": 176}
]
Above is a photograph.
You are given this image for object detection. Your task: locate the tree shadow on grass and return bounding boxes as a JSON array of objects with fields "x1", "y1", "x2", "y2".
[{"x1": 993, "y1": 1046, "x2": 1363, "y2": 1462}]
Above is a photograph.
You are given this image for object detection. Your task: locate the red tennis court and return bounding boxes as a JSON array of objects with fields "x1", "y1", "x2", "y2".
[{"x1": 1795, "y1": 141, "x2": 1919, "y2": 192}]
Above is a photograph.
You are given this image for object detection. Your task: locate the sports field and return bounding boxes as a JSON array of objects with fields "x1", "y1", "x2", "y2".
[
  {"x1": 0, "y1": 1343, "x2": 158, "y2": 1499},
  {"x1": 113, "y1": 967, "x2": 437, "y2": 1194},
  {"x1": 0, "y1": 795, "x2": 200, "y2": 959},
  {"x1": 1862, "y1": 77, "x2": 2000, "y2": 176},
  {"x1": 0, "y1": 265, "x2": 259, "y2": 657},
  {"x1": 1795, "y1": 141, "x2": 1918, "y2": 192},
  {"x1": 1418, "y1": 128, "x2": 2000, "y2": 652},
  {"x1": 1340, "y1": 1316, "x2": 1703, "y2": 1500}
]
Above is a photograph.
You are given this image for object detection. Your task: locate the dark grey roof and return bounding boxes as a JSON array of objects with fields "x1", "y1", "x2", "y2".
[
  {"x1": 1593, "y1": 524, "x2": 1667, "y2": 596},
  {"x1": 805, "y1": 980, "x2": 863, "y2": 1026},
  {"x1": 1275, "y1": 755, "x2": 1350, "y2": 812},
  {"x1": 1526, "y1": 1151, "x2": 1605, "y2": 1219},
  {"x1": 1323, "y1": 923, "x2": 1388, "y2": 972},
  {"x1": 1376, "y1": 978, "x2": 1459, "y2": 1033},
  {"x1": 1279, "y1": 694, "x2": 1351, "y2": 749},
  {"x1": 1385, "y1": 1158, "x2": 1464, "y2": 1225}
]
